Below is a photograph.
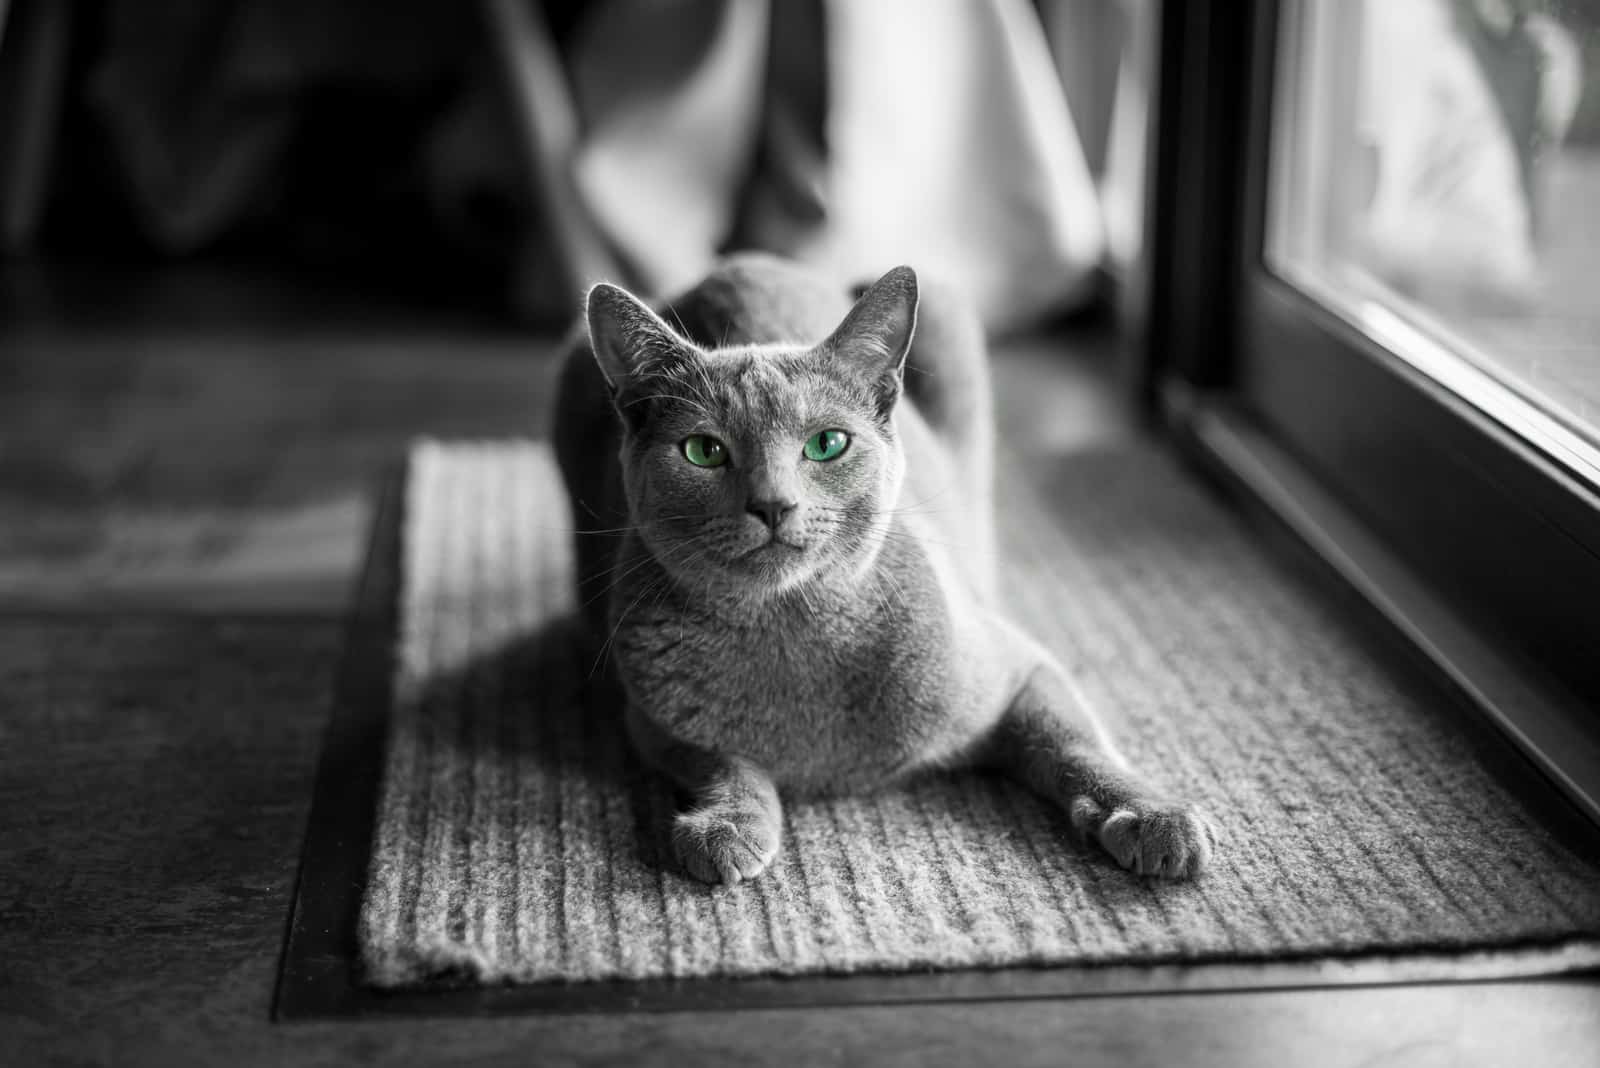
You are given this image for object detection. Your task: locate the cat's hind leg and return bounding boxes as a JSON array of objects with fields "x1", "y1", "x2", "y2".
[
  {"x1": 626, "y1": 704, "x2": 784, "y2": 884},
  {"x1": 984, "y1": 663, "x2": 1216, "y2": 879}
]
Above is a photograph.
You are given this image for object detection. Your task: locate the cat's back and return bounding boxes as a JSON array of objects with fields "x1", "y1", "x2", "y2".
[{"x1": 666, "y1": 253, "x2": 855, "y2": 348}]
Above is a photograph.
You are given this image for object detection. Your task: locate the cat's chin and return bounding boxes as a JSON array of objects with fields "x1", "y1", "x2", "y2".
[
  {"x1": 725, "y1": 540, "x2": 814, "y2": 586},
  {"x1": 734, "y1": 539, "x2": 804, "y2": 566}
]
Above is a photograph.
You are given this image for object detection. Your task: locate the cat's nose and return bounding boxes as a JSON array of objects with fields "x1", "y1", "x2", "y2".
[{"x1": 746, "y1": 498, "x2": 796, "y2": 531}]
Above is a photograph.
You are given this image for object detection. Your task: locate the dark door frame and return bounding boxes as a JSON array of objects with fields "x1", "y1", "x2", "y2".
[{"x1": 1130, "y1": 0, "x2": 1600, "y2": 825}]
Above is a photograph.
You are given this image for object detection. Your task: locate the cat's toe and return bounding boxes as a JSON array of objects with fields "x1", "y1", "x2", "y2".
[
  {"x1": 672, "y1": 807, "x2": 781, "y2": 885},
  {"x1": 1072, "y1": 796, "x2": 1215, "y2": 880}
]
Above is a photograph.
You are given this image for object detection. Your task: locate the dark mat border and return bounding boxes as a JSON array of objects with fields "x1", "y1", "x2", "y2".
[{"x1": 273, "y1": 460, "x2": 1600, "y2": 1021}]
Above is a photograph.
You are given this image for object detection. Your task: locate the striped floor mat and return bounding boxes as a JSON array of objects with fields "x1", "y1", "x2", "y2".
[{"x1": 358, "y1": 440, "x2": 1600, "y2": 987}]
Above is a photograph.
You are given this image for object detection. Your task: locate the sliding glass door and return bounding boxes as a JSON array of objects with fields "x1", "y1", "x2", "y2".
[
  {"x1": 1148, "y1": 0, "x2": 1600, "y2": 819},
  {"x1": 1268, "y1": 0, "x2": 1600, "y2": 472}
]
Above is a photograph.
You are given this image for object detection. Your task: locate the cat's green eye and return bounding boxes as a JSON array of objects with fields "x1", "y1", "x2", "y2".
[
  {"x1": 803, "y1": 428, "x2": 850, "y2": 462},
  {"x1": 682, "y1": 434, "x2": 728, "y2": 468}
]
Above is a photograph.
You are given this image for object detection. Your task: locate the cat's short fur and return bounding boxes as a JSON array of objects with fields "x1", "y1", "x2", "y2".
[{"x1": 554, "y1": 253, "x2": 1215, "y2": 884}]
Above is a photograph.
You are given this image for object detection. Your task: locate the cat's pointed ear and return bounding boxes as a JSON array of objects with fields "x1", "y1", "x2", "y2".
[
  {"x1": 585, "y1": 282, "x2": 694, "y2": 391},
  {"x1": 820, "y1": 266, "x2": 919, "y2": 416}
]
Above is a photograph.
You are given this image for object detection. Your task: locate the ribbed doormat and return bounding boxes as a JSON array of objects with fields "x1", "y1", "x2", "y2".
[{"x1": 358, "y1": 440, "x2": 1600, "y2": 988}]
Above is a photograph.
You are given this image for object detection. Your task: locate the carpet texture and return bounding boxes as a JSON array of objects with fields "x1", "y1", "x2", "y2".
[{"x1": 358, "y1": 440, "x2": 1600, "y2": 987}]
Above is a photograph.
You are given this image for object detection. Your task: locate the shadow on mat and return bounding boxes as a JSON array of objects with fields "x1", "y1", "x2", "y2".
[{"x1": 413, "y1": 609, "x2": 690, "y2": 878}]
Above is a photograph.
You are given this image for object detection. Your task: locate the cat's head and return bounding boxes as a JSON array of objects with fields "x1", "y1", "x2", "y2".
[{"x1": 585, "y1": 266, "x2": 919, "y2": 595}]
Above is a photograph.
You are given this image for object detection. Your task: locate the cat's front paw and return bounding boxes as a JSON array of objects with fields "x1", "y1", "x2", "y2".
[
  {"x1": 672, "y1": 804, "x2": 781, "y2": 885},
  {"x1": 1070, "y1": 795, "x2": 1216, "y2": 880}
]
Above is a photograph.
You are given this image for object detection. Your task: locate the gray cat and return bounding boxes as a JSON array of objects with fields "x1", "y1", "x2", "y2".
[{"x1": 554, "y1": 254, "x2": 1215, "y2": 885}]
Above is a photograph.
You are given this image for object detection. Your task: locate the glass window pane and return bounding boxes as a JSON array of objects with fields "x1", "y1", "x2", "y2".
[{"x1": 1269, "y1": 0, "x2": 1600, "y2": 474}]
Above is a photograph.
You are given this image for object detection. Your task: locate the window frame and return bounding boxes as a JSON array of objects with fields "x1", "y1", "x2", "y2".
[{"x1": 1133, "y1": 0, "x2": 1600, "y2": 823}]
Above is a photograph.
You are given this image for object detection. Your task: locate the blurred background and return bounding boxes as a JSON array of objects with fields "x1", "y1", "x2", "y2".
[
  {"x1": 0, "y1": 0, "x2": 1596, "y2": 612},
  {"x1": 1271, "y1": 0, "x2": 1600, "y2": 456},
  {"x1": 0, "y1": 0, "x2": 1157, "y2": 611},
  {"x1": 0, "y1": 0, "x2": 1154, "y2": 327}
]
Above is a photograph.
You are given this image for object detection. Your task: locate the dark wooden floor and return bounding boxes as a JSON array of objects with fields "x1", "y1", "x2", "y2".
[{"x1": 2, "y1": 264, "x2": 1597, "y2": 1067}]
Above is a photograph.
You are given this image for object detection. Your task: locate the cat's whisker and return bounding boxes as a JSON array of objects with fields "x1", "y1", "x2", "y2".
[
  {"x1": 530, "y1": 509, "x2": 706, "y2": 538},
  {"x1": 829, "y1": 511, "x2": 1003, "y2": 563},
  {"x1": 642, "y1": 355, "x2": 719, "y2": 417},
  {"x1": 682, "y1": 360, "x2": 722, "y2": 421},
  {"x1": 854, "y1": 562, "x2": 894, "y2": 620},
  {"x1": 587, "y1": 537, "x2": 708, "y2": 678},
  {"x1": 679, "y1": 570, "x2": 713, "y2": 645},
  {"x1": 589, "y1": 573, "x2": 670, "y2": 680},
  {"x1": 646, "y1": 571, "x2": 681, "y2": 631},
  {"x1": 578, "y1": 535, "x2": 701, "y2": 608},
  {"x1": 880, "y1": 531, "x2": 1004, "y2": 566},
  {"x1": 881, "y1": 483, "x2": 961, "y2": 516},
  {"x1": 621, "y1": 392, "x2": 714, "y2": 418},
  {"x1": 574, "y1": 527, "x2": 697, "y2": 574},
  {"x1": 876, "y1": 503, "x2": 974, "y2": 519},
  {"x1": 566, "y1": 514, "x2": 706, "y2": 538},
  {"x1": 577, "y1": 540, "x2": 689, "y2": 592},
  {"x1": 875, "y1": 560, "x2": 913, "y2": 618}
]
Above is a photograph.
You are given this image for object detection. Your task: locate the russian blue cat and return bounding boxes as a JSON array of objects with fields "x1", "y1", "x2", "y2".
[{"x1": 554, "y1": 254, "x2": 1214, "y2": 884}]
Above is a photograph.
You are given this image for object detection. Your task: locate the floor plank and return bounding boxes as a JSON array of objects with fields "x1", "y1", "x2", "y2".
[{"x1": 0, "y1": 265, "x2": 557, "y2": 613}]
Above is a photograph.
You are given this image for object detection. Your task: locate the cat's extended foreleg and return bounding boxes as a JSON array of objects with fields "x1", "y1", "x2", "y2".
[
  {"x1": 985, "y1": 664, "x2": 1216, "y2": 879},
  {"x1": 625, "y1": 704, "x2": 783, "y2": 885}
]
